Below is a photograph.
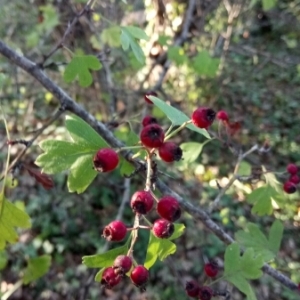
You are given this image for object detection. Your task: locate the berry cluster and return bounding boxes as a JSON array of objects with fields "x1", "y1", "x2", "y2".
[{"x1": 283, "y1": 163, "x2": 299, "y2": 194}]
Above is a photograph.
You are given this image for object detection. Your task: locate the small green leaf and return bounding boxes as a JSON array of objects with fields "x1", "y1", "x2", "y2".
[
  {"x1": 101, "y1": 26, "x2": 121, "y2": 47},
  {"x1": 123, "y1": 26, "x2": 149, "y2": 41},
  {"x1": 179, "y1": 142, "x2": 205, "y2": 164},
  {"x1": 63, "y1": 55, "x2": 102, "y2": 87},
  {"x1": 120, "y1": 30, "x2": 130, "y2": 50},
  {"x1": 23, "y1": 255, "x2": 51, "y2": 284},
  {"x1": 119, "y1": 158, "x2": 135, "y2": 177},
  {"x1": 168, "y1": 46, "x2": 187, "y2": 65},
  {"x1": 268, "y1": 220, "x2": 284, "y2": 253},
  {"x1": 262, "y1": 0, "x2": 277, "y2": 10},
  {"x1": 0, "y1": 195, "x2": 31, "y2": 250},
  {"x1": 0, "y1": 250, "x2": 8, "y2": 270},
  {"x1": 82, "y1": 244, "x2": 128, "y2": 268},
  {"x1": 191, "y1": 51, "x2": 220, "y2": 78},
  {"x1": 169, "y1": 223, "x2": 185, "y2": 240},
  {"x1": 228, "y1": 276, "x2": 257, "y2": 300},
  {"x1": 95, "y1": 268, "x2": 105, "y2": 282}
]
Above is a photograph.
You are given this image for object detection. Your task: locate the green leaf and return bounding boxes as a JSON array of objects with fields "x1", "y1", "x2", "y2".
[
  {"x1": 191, "y1": 51, "x2": 220, "y2": 78},
  {"x1": 149, "y1": 96, "x2": 210, "y2": 139},
  {"x1": 95, "y1": 268, "x2": 105, "y2": 282},
  {"x1": 119, "y1": 158, "x2": 135, "y2": 177},
  {"x1": 82, "y1": 244, "x2": 128, "y2": 268},
  {"x1": 0, "y1": 195, "x2": 31, "y2": 250},
  {"x1": 262, "y1": 0, "x2": 277, "y2": 10},
  {"x1": 23, "y1": 255, "x2": 51, "y2": 284},
  {"x1": 168, "y1": 46, "x2": 187, "y2": 65},
  {"x1": 63, "y1": 55, "x2": 102, "y2": 87},
  {"x1": 179, "y1": 142, "x2": 205, "y2": 164},
  {"x1": 101, "y1": 26, "x2": 121, "y2": 47},
  {"x1": 0, "y1": 250, "x2": 8, "y2": 270},
  {"x1": 123, "y1": 26, "x2": 149, "y2": 41},
  {"x1": 169, "y1": 223, "x2": 185, "y2": 240},
  {"x1": 229, "y1": 276, "x2": 257, "y2": 300},
  {"x1": 268, "y1": 219, "x2": 284, "y2": 253}
]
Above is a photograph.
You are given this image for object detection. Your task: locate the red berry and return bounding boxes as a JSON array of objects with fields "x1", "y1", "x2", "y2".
[
  {"x1": 130, "y1": 190, "x2": 154, "y2": 215},
  {"x1": 157, "y1": 196, "x2": 181, "y2": 222},
  {"x1": 113, "y1": 255, "x2": 133, "y2": 276},
  {"x1": 101, "y1": 267, "x2": 121, "y2": 289},
  {"x1": 216, "y1": 110, "x2": 229, "y2": 122},
  {"x1": 93, "y1": 148, "x2": 119, "y2": 172},
  {"x1": 185, "y1": 280, "x2": 200, "y2": 298},
  {"x1": 191, "y1": 107, "x2": 216, "y2": 129},
  {"x1": 199, "y1": 286, "x2": 213, "y2": 300},
  {"x1": 204, "y1": 261, "x2": 219, "y2": 278},
  {"x1": 144, "y1": 91, "x2": 158, "y2": 104},
  {"x1": 158, "y1": 142, "x2": 183, "y2": 163},
  {"x1": 289, "y1": 174, "x2": 300, "y2": 184},
  {"x1": 140, "y1": 124, "x2": 165, "y2": 148},
  {"x1": 130, "y1": 265, "x2": 149, "y2": 288},
  {"x1": 103, "y1": 220, "x2": 127, "y2": 241},
  {"x1": 152, "y1": 219, "x2": 174, "y2": 239},
  {"x1": 287, "y1": 163, "x2": 298, "y2": 175},
  {"x1": 283, "y1": 181, "x2": 297, "y2": 194},
  {"x1": 142, "y1": 115, "x2": 158, "y2": 127}
]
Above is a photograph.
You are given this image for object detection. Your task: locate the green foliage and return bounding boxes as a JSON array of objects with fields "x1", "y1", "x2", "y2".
[
  {"x1": 23, "y1": 255, "x2": 51, "y2": 284},
  {"x1": 235, "y1": 220, "x2": 284, "y2": 262},
  {"x1": 0, "y1": 250, "x2": 8, "y2": 270},
  {"x1": 63, "y1": 55, "x2": 102, "y2": 87},
  {"x1": 179, "y1": 141, "x2": 209, "y2": 165},
  {"x1": 250, "y1": 0, "x2": 277, "y2": 10},
  {"x1": 101, "y1": 26, "x2": 122, "y2": 47},
  {"x1": 224, "y1": 243, "x2": 264, "y2": 300},
  {"x1": 37, "y1": 5, "x2": 59, "y2": 33},
  {"x1": 191, "y1": 51, "x2": 220, "y2": 78},
  {"x1": 36, "y1": 115, "x2": 108, "y2": 193},
  {"x1": 144, "y1": 224, "x2": 185, "y2": 269},
  {"x1": 0, "y1": 195, "x2": 31, "y2": 250},
  {"x1": 168, "y1": 46, "x2": 187, "y2": 66}
]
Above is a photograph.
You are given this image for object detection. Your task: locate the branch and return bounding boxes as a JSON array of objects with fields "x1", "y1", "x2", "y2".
[{"x1": 0, "y1": 40, "x2": 298, "y2": 292}]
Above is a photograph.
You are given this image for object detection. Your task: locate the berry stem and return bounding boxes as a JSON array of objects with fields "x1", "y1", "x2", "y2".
[
  {"x1": 164, "y1": 124, "x2": 174, "y2": 137},
  {"x1": 128, "y1": 214, "x2": 140, "y2": 255},
  {"x1": 141, "y1": 215, "x2": 153, "y2": 227},
  {"x1": 144, "y1": 150, "x2": 153, "y2": 192},
  {"x1": 116, "y1": 145, "x2": 144, "y2": 152},
  {"x1": 164, "y1": 120, "x2": 192, "y2": 141},
  {"x1": 150, "y1": 190, "x2": 160, "y2": 203}
]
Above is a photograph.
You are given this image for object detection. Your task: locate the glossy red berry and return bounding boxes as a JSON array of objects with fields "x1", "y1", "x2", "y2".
[
  {"x1": 157, "y1": 196, "x2": 181, "y2": 222},
  {"x1": 101, "y1": 267, "x2": 121, "y2": 289},
  {"x1": 199, "y1": 286, "x2": 213, "y2": 300},
  {"x1": 93, "y1": 148, "x2": 119, "y2": 172},
  {"x1": 287, "y1": 163, "x2": 298, "y2": 175},
  {"x1": 103, "y1": 220, "x2": 127, "y2": 241},
  {"x1": 142, "y1": 115, "x2": 158, "y2": 127},
  {"x1": 216, "y1": 110, "x2": 229, "y2": 122},
  {"x1": 191, "y1": 107, "x2": 216, "y2": 129},
  {"x1": 113, "y1": 255, "x2": 133, "y2": 276},
  {"x1": 152, "y1": 219, "x2": 174, "y2": 239},
  {"x1": 289, "y1": 174, "x2": 300, "y2": 184},
  {"x1": 204, "y1": 261, "x2": 219, "y2": 277},
  {"x1": 283, "y1": 181, "x2": 297, "y2": 194},
  {"x1": 130, "y1": 265, "x2": 149, "y2": 287},
  {"x1": 144, "y1": 91, "x2": 158, "y2": 104},
  {"x1": 158, "y1": 142, "x2": 183, "y2": 163},
  {"x1": 130, "y1": 190, "x2": 154, "y2": 215},
  {"x1": 140, "y1": 124, "x2": 165, "y2": 148},
  {"x1": 185, "y1": 280, "x2": 200, "y2": 298}
]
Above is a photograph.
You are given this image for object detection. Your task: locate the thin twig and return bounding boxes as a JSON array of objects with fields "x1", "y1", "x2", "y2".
[{"x1": 115, "y1": 178, "x2": 131, "y2": 221}]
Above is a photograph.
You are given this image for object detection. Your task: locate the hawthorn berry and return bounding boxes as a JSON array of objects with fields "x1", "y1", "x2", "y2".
[
  {"x1": 283, "y1": 181, "x2": 297, "y2": 194},
  {"x1": 103, "y1": 220, "x2": 127, "y2": 241},
  {"x1": 289, "y1": 174, "x2": 300, "y2": 185},
  {"x1": 216, "y1": 110, "x2": 229, "y2": 122},
  {"x1": 101, "y1": 267, "x2": 121, "y2": 289},
  {"x1": 113, "y1": 255, "x2": 133, "y2": 276},
  {"x1": 144, "y1": 91, "x2": 158, "y2": 104},
  {"x1": 198, "y1": 286, "x2": 213, "y2": 300},
  {"x1": 130, "y1": 190, "x2": 154, "y2": 215},
  {"x1": 191, "y1": 107, "x2": 216, "y2": 129},
  {"x1": 140, "y1": 124, "x2": 165, "y2": 148},
  {"x1": 185, "y1": 280, "x2": 200, "y2": 298},
  {"x1": 157, "y1": 196, "x2": 181, "y2": 222},
  {"x1": 152, "y1": 219, "x2": 175, "y2": 239},
  {"x1": 142, "y1": 115, "x2": 158, "y2": 127},
  {"x1": 130, "y1": 265, "x2": 149, "y2": 288},
  {"x1": 204, "y1": 261, "x2": 219, "y2": 278},
  {"x1": 287, "y1": 163, "x2": 298, "y2": 175},
  {"x1": 158, "y1": 142, "x2": 183, "y2": 163},
  {"x1": 93, "y1": 148, "x2": 119, "y2": 172}
]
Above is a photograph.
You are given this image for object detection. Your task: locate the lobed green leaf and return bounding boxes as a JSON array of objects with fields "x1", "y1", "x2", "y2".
[{"x1": 23, "y1": 255, "x2": 51, "y2": 284}]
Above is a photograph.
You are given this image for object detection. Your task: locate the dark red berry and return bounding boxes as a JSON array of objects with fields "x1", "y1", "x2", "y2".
[
  {"x1": 144, "y1": 91, "x2": 158, "y2": 104},
  {"x1": 216, "y1": 110, "x2": 229, "y2": 122},
  {"x1": 140, "y1": 124, "x2": 165, "y2": 148},
  {"x1": 157, "y1": 196, "x2": 181, "y2": 222},
  {"x1": 289, "y1": 174, "x2": 300, "y2": 184},
  {"x1": 103, "y1": 220, "x2": 127, "y2": 241},
  {"x1": 283, "y1": 181, "x2": 297, "y2": 194},
  {"x1": 158, "y1": 142, "x2": 183, "y2": 163},
  {"x1": 130, "y1": 265, "x2": 149, "y2": 287},
  {"x1": 142, "y1": 115, "x2": 158, "y2": 127},
  {"x1": 204, "y1": 261, "x2": 219, "y2": 278},
  {"x1": 152, "y1": 219, "x2": 174, "y2": 239},
  {"x1": 101, "y1": 267, "x2": 121, "y2": 289},
  {"x1": 199, "y1": 286, "x2": 213, "y2": 300},
  {"x1": 93, "y1": 148, "x2": 119, "y2": 172},
  {"x1": 191, "y1": 107, "x2": 216, "y2": 129},
  {"x1": 185, "y1": 280, "x2": 200, "y2": 298},
  {"x1": 287, "y1": 163, "x2": 298, "y2": 175},
  {"x1": 113, "y1": 255, "x2": 133, "y2": 276},
  {"x1": 131, "y1": 190, "x2": 154, "y2": 215}
]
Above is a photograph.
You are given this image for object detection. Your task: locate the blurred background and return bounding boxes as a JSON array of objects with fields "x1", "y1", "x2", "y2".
[{"x1": 0, "y1": 0, "x2": 300, "y2": 299}]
